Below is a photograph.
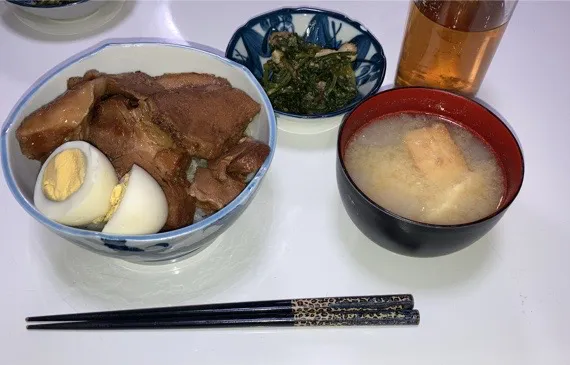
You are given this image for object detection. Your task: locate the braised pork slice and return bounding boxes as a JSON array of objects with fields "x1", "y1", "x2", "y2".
[
  {"x1": 150, "y1": 86, "x2": 261, "y2": 159},
  {"x1": 16, "y1": 77, "x2": 107, "y2": 161},
  {"x1": 189, "y1": 167, "x2": 245, "y2": 213},
  {"x1": 153, "y1": 72, "x2": 231, "y2": 90},
  {"x1": 67, "y1": 69, "x2": 165, "y2": 99},
  {"x1": 17, "y1": 70, "x2": 167, "y2": 161},
  {"x1": 69, "y1": 70, "x2": 231, "y2": 95},
  {"x1": 105, "y1": 71, "x2": 165, "y2": 99},
  {"x1": 209, "y1": 137, "x2": 270, "y2": 181},
  {"x1": 87, "y1": 96, "x2": 195, "y2": 231},
  {"x1": 67, "y1": 69, "x2": 106, "y2": 89}
]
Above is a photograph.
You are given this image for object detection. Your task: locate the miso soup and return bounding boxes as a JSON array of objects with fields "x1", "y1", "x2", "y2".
[{"x1": 344, "y1": 114, "x2": 505, "y2": 225}]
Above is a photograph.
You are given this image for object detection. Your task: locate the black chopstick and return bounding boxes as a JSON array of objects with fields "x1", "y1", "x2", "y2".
[
  {"x1": 27, "y1": 309, "x2": 420, "y2": 330},
  {"x1": 26, "y1": 294, "x2": 414, "y2": 322}
]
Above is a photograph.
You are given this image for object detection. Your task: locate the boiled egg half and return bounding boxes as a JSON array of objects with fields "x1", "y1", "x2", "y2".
[
  {"x1": 101, "y1": 164, "x2": 168, "y2": 235},
  {"x1": 34, "y1": 141, "x2": 169, "y2": 235},
  {"x1": 34, "y1": 141, "x2": 118, "y2": 226}
]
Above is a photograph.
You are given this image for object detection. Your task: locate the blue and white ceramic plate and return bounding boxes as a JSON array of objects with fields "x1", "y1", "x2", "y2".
[
  {"x1": 226, "y1": 7, "x2": 386, "y2": 135},
  {"x1": 6, "y1": 0, "x2": 107, "y2": 20}
]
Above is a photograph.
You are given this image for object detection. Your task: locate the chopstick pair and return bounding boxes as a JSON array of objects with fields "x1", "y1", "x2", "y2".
[{"x1": 26, "y1": 294, "x2": 420, "y2": 330}]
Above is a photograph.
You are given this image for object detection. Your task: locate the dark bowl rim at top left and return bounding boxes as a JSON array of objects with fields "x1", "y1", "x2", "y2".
[
  {"x1": 225, "y1": 6, "x2": 387, "y2": 120},
  {"x1": 337, "y1": 86, "x2": 526, "y2": 230},
  {"x1": 5, "y1": 0, "x2": 90, "y2": 8}
]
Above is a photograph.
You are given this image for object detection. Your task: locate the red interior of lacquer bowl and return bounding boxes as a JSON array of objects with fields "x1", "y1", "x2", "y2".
[{"x1": 339, "y1": 87, "x2": 524, "y2": 210}]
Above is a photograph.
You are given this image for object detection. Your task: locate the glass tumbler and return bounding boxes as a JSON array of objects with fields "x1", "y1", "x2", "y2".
[{"x1": 395, "y1": 0, "x2": 518, "y2": 97}]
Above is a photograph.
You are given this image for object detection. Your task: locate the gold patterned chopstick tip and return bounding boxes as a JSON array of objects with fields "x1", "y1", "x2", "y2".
[
  {"x1": 291, "y1": 294, "x2": 414, "y2": 310},
  {"x1": 293, "y1": 309, "x2": 420, "y2": 326}
]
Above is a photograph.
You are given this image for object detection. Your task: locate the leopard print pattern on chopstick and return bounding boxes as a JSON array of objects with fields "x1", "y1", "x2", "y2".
[
  {"x1": 291, "y1": 295, "x2": 414, "y2": 311},
  {"x1": 292, "y1": 309, "x2": 420, "y2": 326}
]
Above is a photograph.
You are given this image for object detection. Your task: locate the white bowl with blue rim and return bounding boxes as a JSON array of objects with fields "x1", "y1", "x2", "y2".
[
  {"x1": 6, "y1": 0, "x2": 107, "y2": 21},
  {"x1": 226, "y1": 7, "x2": 386, "y2": 135},
  {"x1": 0, "y1": 38, "x2": 277, "y2": 265}
]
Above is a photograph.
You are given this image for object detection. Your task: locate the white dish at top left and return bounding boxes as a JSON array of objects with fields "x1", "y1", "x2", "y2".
[
  {"x1": 7, "y1": 0, "x2": 107, "y2": 21},
  {"x1": 10, "y1": 0, "x2": 124, "y2": 36}
]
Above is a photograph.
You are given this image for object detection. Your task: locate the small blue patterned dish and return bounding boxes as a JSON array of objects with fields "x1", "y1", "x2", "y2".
[
  {"x1": 1, "y1": 38, "x2": 276, "y2": 265},
  {"x1": 226, "y1": 7, "x2": 386, "y2": 135},
  {"x1": 5, "y1": 0, "x2": 106, "y2": 21}
]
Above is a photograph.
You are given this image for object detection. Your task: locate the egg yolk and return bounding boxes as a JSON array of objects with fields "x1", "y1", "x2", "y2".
[
  {"x1": 41, "y1": 148, "x2": 86, "y2": 202},
  {"x1": 102, "y1": 173, "x2": 130, "y2": 222}
]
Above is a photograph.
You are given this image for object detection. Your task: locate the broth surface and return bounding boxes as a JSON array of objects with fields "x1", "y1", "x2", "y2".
[{"x1": 344, "y1": 113, "x2": 505, "y2": 225}]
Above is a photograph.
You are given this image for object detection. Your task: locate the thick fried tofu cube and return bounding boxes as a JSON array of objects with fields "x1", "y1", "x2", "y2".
[{"x1": 404, "y1": 123, "x2": 469, "y2": 185}]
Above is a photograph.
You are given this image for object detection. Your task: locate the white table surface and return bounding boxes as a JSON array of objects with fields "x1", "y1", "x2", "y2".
[{"x1": 1, "y1": 1, "x2": 569, "y2": 364}]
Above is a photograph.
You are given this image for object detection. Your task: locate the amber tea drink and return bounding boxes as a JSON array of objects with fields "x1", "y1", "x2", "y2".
[{"x1": 395, "y1": 0, "x2": 518, "y2": 96}]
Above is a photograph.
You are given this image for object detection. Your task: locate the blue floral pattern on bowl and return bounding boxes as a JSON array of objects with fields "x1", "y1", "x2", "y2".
[{"x1": 226, "y1": 7, "x2": 387, "y2": 119}]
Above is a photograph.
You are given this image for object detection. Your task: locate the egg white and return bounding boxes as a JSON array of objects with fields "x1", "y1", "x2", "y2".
[
  {"x1": 33, "y1": 141, "x2": 118, "y2": 227},
  {"x1": 102, "y1": 165, "x2": 168, "y2": 235}
]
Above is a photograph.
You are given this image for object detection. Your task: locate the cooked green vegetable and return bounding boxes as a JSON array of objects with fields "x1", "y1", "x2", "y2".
[{"x1": 262, "y1": 32, "x2": 358, "y2": 115}]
